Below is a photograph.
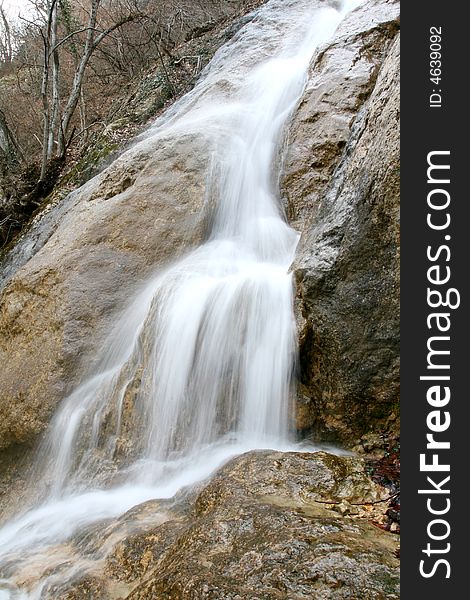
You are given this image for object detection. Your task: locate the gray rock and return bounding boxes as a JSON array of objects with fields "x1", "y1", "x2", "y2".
[
  {"x1": 120, "y1": 452, "x2": 399, "y2": 599},
  {"x1": 0, "y1": 132, "x2": 213, "y2": 453},
  {"x1": 57, "y1": 452, "x2": 399, "y2": 599},
  {"x1": 282, "y1": 0, "x2": 400, "y2": 443}
]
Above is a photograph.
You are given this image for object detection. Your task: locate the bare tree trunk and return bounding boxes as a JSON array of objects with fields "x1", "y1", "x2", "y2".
[
  {"x1": 78, "y1": 88, "x2": 88, "y2": 147},
  {"x1": 39, "y1": 0, "x2": 58, "y2": 181},
  {"x1": 0, "y1": 108, "x2": 24, "y2": 165},
  {"x1": 0, "y1": 6, "x2": 13, "y2": 67},
  {"x1": 57, "y1": 0, "x2": 100, "y2": 157},
  {"x1": 39, "y1": 34, "x2": 50, "y2": 181},
  {"x1": 47, "y1": 1, "x2": 60, "y2": 159},
  {"x1": 57, "y1": 1, "x2": 139, "y2": 158},
  {"x1": 21, "y1": 0, "x2": 141, "y2": 171}
]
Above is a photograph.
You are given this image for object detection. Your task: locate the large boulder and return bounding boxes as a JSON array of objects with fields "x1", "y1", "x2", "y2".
[
  {"x1": 282, "y1": 0, "x2": 400, "y2": 444},
  {"x1": 49, "y1": 451, "x2": 399, "y2": 599},
  {"x1": 0, "y1": 0, "x2": 270, "y2": 459},
  {"x1": 0, "y1": 133, "x2": 213, "y2": 454}
]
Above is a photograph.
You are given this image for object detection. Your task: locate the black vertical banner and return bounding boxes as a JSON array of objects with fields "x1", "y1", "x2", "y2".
[{"x1": 401, "y1": 2, "x2": 467, "y2": 598}]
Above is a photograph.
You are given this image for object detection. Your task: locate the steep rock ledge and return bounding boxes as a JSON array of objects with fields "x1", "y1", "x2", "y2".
[
  {"x1": 282, "y1": 0, "x2": 400, "y2": 444},
  {"x1": 47, "y1": 452, "x2": 399, "y2": 599},
  {"x1": 0, "y1": 1, "x2": 276, "y2": 462},
  {"x1": 0, "y1": 133, "x2": 213, "y2": 456}
]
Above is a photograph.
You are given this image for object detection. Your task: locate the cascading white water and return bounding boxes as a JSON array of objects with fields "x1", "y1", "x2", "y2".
[{"x1": 0, "y1": 1, "x2": 362, "y2": 597}]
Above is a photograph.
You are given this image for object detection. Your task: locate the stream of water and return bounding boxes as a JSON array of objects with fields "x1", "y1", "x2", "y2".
[{"x1": 0, "y1": 1, "x2": 362, "y2": 597}]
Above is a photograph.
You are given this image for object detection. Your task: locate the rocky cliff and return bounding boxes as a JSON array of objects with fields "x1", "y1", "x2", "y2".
[
  {"x1": 14, "y1": 451, "x2": 399, "y2": 599},
  {"x1": 0, "y1": 0, "x2": 271, "y2": 458},
  {"x1": 0, "y1": 0, "x2": 400, "y2": 596},
  {"x1": 283, "y1": 0, "x2": 400, "y2": 444},
  {"x1": 0, "y1": 0, "x2": 400, "y2": 460}
]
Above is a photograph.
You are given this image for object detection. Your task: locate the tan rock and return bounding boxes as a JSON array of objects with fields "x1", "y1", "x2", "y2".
[
  {"x1": 56, "y1": 451, "x2": 399, "y2": 599},
  {"x1": 0, "y1": 132, "x2": 213, "y2": 454},
  {"x1": 282, "y1": 0, "x2": 400, "y2": 443}
]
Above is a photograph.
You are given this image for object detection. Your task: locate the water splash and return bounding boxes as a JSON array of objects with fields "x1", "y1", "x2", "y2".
[{"x1": 0, "y1": 1, "x2": 363, "y2": 597}]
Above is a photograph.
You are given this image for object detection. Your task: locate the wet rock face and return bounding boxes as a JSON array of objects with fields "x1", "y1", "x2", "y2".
[
  {"x1": 0, "y1": 133, "x2": 213, "y2": 454},
  {"x1": 282, "y1": 0, "x2": 400, "y2": 443},
  {"x1": 0, "y1": 1, "x2": 400, "y2": 459},
  {"x1": 0, "y1": 0, "x2": 271, "y2": 459},
  {"x1": 59, "y1": 451, "x2": 399, "y2": 599}
]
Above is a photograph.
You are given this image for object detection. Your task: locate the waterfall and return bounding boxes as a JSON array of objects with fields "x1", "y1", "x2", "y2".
[{"x1": 0, "y1": 1, "x2": 363, "y2": 597}]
